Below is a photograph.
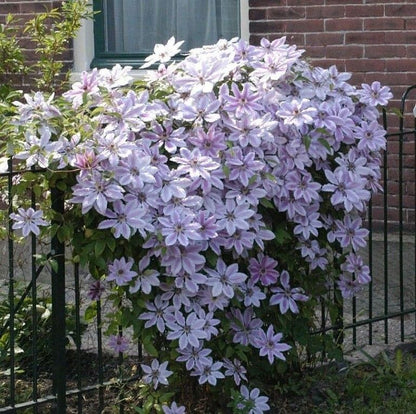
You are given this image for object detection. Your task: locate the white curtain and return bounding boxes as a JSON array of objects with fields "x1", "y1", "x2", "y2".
[{"x1": 102, "y1": 0, "x2": 240, "y2": 53}]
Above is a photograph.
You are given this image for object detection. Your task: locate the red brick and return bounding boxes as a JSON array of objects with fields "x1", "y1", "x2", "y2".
[
  {"x1": 249, "y1": 8, "x2": 266, "y2": 20},
  {"x1": 309, "y1": 58, "x2": 345, "y2": 71},
  {"x1": 345, "y1": 5, "x2": 384, "y2": 17},
  {"x1": 267, "y1": 7, "x2": 306, "y2": 20},
  {"x1": 405, "y1": 31, "x2": 416, "y2": 43},
  {"x1": 365, "y1": 45, "x2": 406, "y2": 59},
  {"x1": 249, "y1": 0, "x2": 285, "y2": 7},
  {"x1": 305, "y1": 33, "x2": 344, "y2": 46},
  {"x1": 286, "y1": 33, "x2": 306, "y2": 45},
  {"x1": 406, "y1": 20, "x2": 416, "y2": 30},
  {"x1": 0, "y1": 3, "x2": 19, "y2": 13},
  {"x1": 386, "y1": 59, "x2": 416, "y2": 72},
  {"x1": 250, "y1": 21, "x2": 286, "y2": 34},
  {"x1": 386, "y1": 4, "x2": 416, "y2": 17},
  {"x1": 383, "y1": 31, "x2": 407, "y2": 45},
  {"x1": 326, "y1": 45, "x2": 363, "y2": 59},
  {"x1": 325, "y1": 0, "x2": 362, "y2": 4},
  {"x1": 346, "y1": 59, "x2": 385, "y2": 73},
  {"x1": 364, "y1": 18, "x2": 405, "y2": 31},
  {"x1": 305, "y1": 45, "x2": 326, "y2": 59},
  {"x1": 349, "y1": 72, "x2": 365, "y2": 85},
  {"x1": 346, "y1": 32, "x2": 386, "y2": 45},
  {"x1": 306, "y1": 5, "x2": 345, "y2": 19},
  {"x1": 286, "y1": 0, "x2": 323, "y2": 5},
  {"x1": 325, "y1": 18, "x2": 363, "y2": 32},
  {"x1": 20, "y1": 2, "x2": 53, "y2": 13}
]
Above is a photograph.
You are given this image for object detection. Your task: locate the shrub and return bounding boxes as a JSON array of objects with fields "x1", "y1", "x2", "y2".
[{"x1": 4, "y1": 36, "x2": 391, "y2": 412}]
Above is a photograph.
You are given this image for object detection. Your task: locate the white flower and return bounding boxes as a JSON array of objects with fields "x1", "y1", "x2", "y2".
[{"x1": 141, "y1": 36, "x2": 184, "y2": 68}]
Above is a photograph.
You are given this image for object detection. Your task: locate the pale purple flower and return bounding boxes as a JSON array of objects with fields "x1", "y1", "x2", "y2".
[
  {"x1": 10, "y1": 207, "x2": 49, "y2": 237},
  {"x1": 223, "y1": 358, "x2": 247, "y2": 386},
  {"x1": 188, "y1": 125, "x2": 227, "y2": 157},
  {"x1": 161, "y1": 245, "x2": 206, "y2": 275},
  {"x1": 172, "y1": 147, "x2": 219, "y2": 180},
  {"x1": 181, "y1": 94, "x2": 221, "y2": 124},
  {"x1": 358, "y1": 81, "x2": 392, "y2": 107},
  {"x1": 285, "y1": 171, "x2": 321, "y2": 204},
  {"x1": 14, "y1": 91, "x2": 61, "y2": 121},
  {"x1": 98, "y1": 200, "x2": 150, "y2": 239},
  {"x1": 237, "y1": 385, "x2": 270, "y2": 414},
  {"x1": 215, "y1": 199, "x2": 254, "y2": 235},
  {"x1": 337, "y1": 274, "x2": 362, "y2": 299},
  {"x1": 334, "y1": 215, "x2": 369, "y2": 251},
  {"x1": 98, "y1": 64, "x2": 133, "y2": 89},
  {"x1": 106, "y1": 257, "x2": 137, "y2": 286},
  {"x1": 141, "y1": 36, "x2": 184, "y2": 68},
  {"x1": 226, "y1": 149, "x2": 264, "y2": 187},
  {"x1": 162, "y1": 402, "x2": 186, "y2": 414},
  {"x1": 205, "y1": 259, "x2": 247, "y2": 298},
  {"x1": 108, "y1": 334, "x2": 129, "y2": 354},
  {"x1": 95, "y1": 128, "x2": 136, "y2": 167},
  {"x1": 341, "y1": 252, "x2": 371, "y2": 284},
  {"x1": 139, "y1": 296, "x2": 171, "y2": 333},
  {"x1": 229, "y1": 307, "x2": 263, "y2": 347},
  {"x1": 223, "y1": 82, "x2": 263, "y2": 117},
  {"x1": 191, "y1": 358, "x2": 224, "y2": 386},
  {"x1": 248, "y1": 254, "x2": 279, "y2": 286},
  {"x1": 70, "y1": 171, "x2": 124, "y2": 215},
  {"x1": 197, "y1": 287, "x2": 231, "y2": 312},
  {"x1": 114, "y1": 152, "x2": 158, "y2": 189},
  {"x1": 142, "y1": 120, "x2": 186, "y2": 153},
  {"x1": 293, "y1": 206, "x2": 323, "y2": 240},
  {"x1": 240, "y1": 279, "x2": 267, "y2": 307},
  {"x1": 176, "y1": 343, "x2": 212, "y2": 370},
  {"x1": 15, "y1": 126, "x2": 62, "y2": 168},
  {"x1": 277, "y1": 98, "x2": 317, "y2": 128},
  {"x1": 254, "y1": 325, "x2": 291, "y2": 364},
  {"x1": 270, "y1": 270, "x2": 309, "y2": 314},
  {"x1": 141, "y1": 359, "x2": 173, "y2": 389},
  {"x1": 63, "y1": 68, "x2": 100, "y2": 108},
  {"x1": 158, "y1": 208, "x2": 201, "y2": 246},
  {"x1": 355, "y1": 121, "x2": 386, "y2": 152},
  {"x1": 323, "y1": 168, "x2": 369, "y2": 212},
  {"x1": 129, "y1": 268, "x2": 160, "y2": 295},
  {"x1": 251, "y1": 53, "x2": 289, "y2": 84},
  {"x1": 166, "y1": 311, "x2": 207, "y2": 349}
]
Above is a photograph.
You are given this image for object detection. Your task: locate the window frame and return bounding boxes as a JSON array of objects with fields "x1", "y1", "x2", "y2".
[{"x1": 72, "y1": 0, "x2": 249, "y2": 74}]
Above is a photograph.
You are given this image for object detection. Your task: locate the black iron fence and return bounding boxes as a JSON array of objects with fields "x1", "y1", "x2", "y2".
[{"x1": 0, "y1": 87, "x2": 415, "y2": 413}]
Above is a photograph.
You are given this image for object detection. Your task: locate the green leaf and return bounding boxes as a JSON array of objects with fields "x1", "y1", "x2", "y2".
[
  {"x1": 94, "y1": 239, "x2": 106, "y2": 256},
  {"x1": 107, "y1": 237, "x2": 116, "y2": 252},
  {"x1": 318, "y1": 137, "x2": 332, "y2": 152},
  {"x1": 303, "y1": 135, "x2": 311, "y2": 150},
  {"x1": 84, "y1": 302, "x2": 97, "y2": 322},
  {"x1": 143, "y1": 337, "x2": 159, "y2": 357},
  {"x1": 260, "y1": 198, "x2": 274, "y2": 209}
]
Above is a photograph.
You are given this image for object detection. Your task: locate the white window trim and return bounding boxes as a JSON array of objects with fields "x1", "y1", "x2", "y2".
[{"x1": 72, "y1": 0, "x2": 249, "y2": 80}]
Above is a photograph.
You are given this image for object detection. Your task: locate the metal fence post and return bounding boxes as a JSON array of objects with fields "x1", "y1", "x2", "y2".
[{"x1": 51, "y1": 185, "x2": 66, "y2": 413}]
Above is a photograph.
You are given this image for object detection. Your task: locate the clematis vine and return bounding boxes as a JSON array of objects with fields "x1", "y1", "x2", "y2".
[{"x1": 9, "y1": 34, "x2": 390, "y2": 412}]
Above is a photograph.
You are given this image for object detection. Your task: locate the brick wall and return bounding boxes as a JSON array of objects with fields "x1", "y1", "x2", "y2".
[
  {"x1": 250, "y1": 0, "x2": 415, "y2": 229},
  {"x1": 0, "y1": 0, "x2": 72, "y2": 91}
]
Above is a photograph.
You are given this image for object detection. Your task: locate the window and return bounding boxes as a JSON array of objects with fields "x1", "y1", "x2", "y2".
[{"x1": 91, "y1": 0, "x2": 243, "y2": 69}]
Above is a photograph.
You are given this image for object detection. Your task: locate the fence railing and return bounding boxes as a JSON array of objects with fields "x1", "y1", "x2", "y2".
[{"x1": 0, "y1": 87, "x2": 415, "y2": 413}]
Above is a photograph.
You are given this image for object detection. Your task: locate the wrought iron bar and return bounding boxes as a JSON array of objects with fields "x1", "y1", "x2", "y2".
[
  {"x1": 7, "y1": 158, "x2": 15, "y2": 409},
  {"x1": 50, "y1": 185, "x2": 66, "y2": 413}
]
